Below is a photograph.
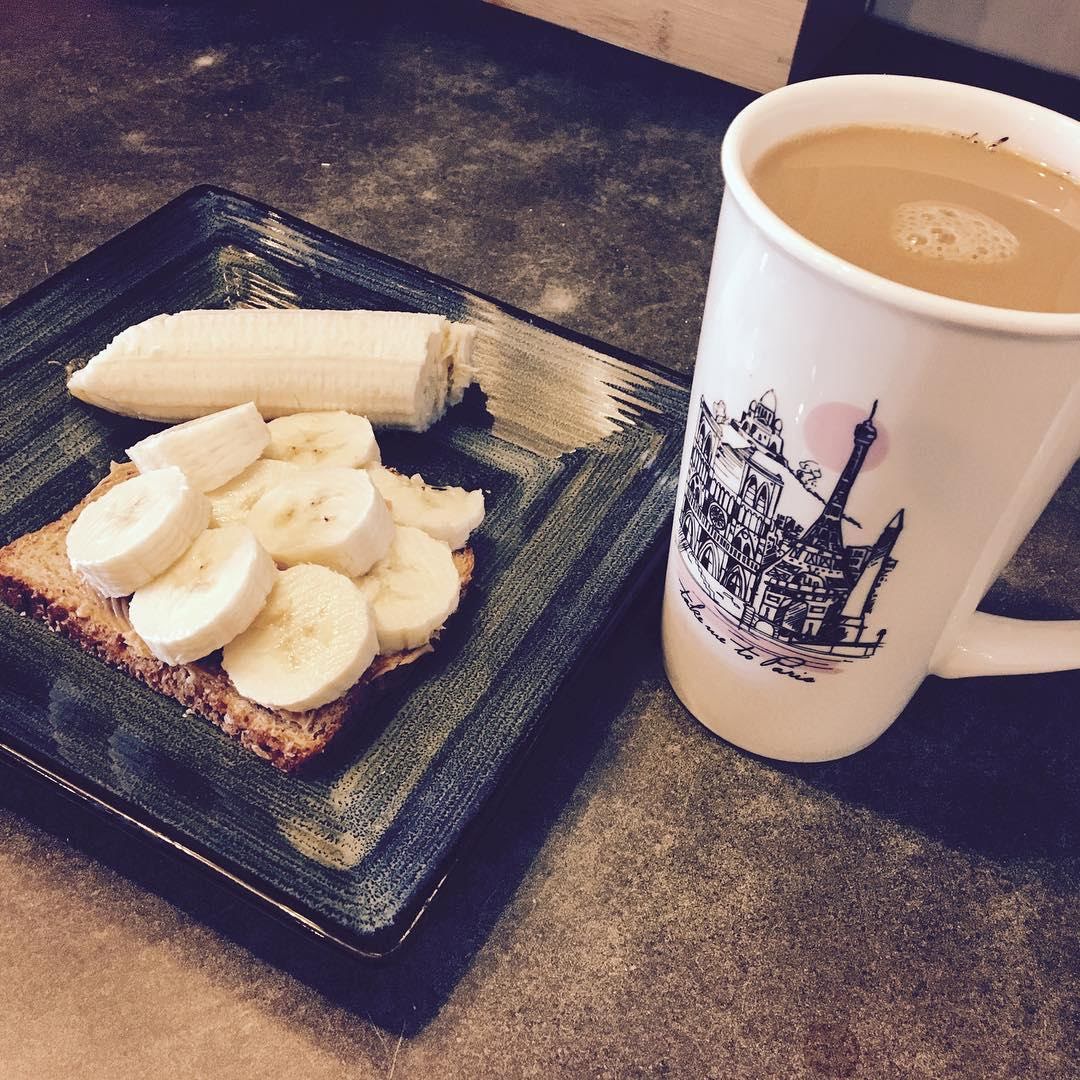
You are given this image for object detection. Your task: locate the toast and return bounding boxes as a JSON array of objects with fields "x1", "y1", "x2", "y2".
[{"x1": 0, "y1": 462, "x2": 474, "y2": 771}]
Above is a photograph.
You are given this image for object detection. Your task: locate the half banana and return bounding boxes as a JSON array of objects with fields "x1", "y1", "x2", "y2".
[
  {"x1": 67, "y1": 309, "x2": 477, "y2": 430},
  {"x1": 66, "y1": 466, "x2": 210, "y2": 597}
]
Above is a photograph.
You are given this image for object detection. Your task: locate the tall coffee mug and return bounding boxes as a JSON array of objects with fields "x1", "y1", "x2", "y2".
[{"x1": 661, "y1": 76, "x2": 1080, "y2": 762}]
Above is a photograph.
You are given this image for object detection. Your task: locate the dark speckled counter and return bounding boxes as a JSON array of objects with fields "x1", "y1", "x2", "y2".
[{"x1": 1, "y1": 3, "x2": 1078, "y2": 1077}]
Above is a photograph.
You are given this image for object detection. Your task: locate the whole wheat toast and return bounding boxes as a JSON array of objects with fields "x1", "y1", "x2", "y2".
[{"x1": 0, "y1": 462, "x2": 474, "y2": 771}]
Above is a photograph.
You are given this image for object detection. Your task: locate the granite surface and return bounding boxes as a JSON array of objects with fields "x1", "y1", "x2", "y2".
[{"x1": 1, "y1": 2, "x2": 1078, "y2": 1077}]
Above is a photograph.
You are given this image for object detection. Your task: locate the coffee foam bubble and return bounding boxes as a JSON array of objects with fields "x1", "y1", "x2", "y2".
[{"x1": 891, "y1": 201, "x2": 1019, "y2": 265}]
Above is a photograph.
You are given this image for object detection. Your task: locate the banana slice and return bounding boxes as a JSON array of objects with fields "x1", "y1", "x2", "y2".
[
  {"x1": 207, "y1": 458, "x2": 302, "y2": 527},
  {"x1": 128, "y1": 525, "x2": 276, "y2": 665},
  {"x1": 264, "y1": 411, "x2": 380, "y2": 469},
  {"x1": 246, "y1": 467, "x2": 394, "y2": 577},
  {"x1": 355, "y1": 525, "x2": 461, "y2": 653},
  {"x1": 367, "y1": 466, "x2": 484, "y2": 550},
  {"x1": 126, "y1": 402, "x2": 269, "y2": 492},
  {"x1": 66, "y1": 466, "x2": 210, "y2": 598},
  {"x1": 222, "y1": 564, "x2": 378, "y2": 712}
]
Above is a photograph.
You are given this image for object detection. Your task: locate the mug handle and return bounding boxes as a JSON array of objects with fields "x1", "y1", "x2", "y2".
[
  {"x1": 931, "y1": 387, "x2": 1080, "y2": 680},
  {"x1": 931, "y1": 612, "x2": 1080, "y2": 678}
]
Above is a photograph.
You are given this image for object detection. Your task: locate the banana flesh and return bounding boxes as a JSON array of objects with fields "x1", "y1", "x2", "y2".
[
  {"x1": 67, "y1": 309, "x2": 477, "y2": 430},
  {"x1": 355, "y1": 526, "x2": 461, "y2": 654},
  {"x1": 366, "y1": 465, "x2": 485, "y2": 551},
  {"x1": 62, "y1": 391, "x2": 480, "y2": 716},
  {"x1": 127, "y1": 402, "x2": 269, "y2": 492},
  {"x1": 255, "y1": 410, "x2": 485, "y2": 549},
  {"x1": 264, "y1": 410, "x2": 380, "y2": 469},
  {"x1": 66, "y1": 466, "x2": 210, "y2": 598},
  {"x1": 128, "y1": 525, "x2": 276, "y2": 665},
  {"x1": 246, "y1": 467, "x2": 394, "y2": 578},
  {"x1": 222, "y1": 564, "x2": 379, "y2": 712},
  {"x1": 207, "y1": 458, "x2": 302, "y2": 527}
]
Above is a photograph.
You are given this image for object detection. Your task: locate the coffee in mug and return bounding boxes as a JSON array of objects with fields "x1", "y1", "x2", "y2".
[
  {"x1": 749, "y1": 124, "x2": 1080, "y2": 312},
  {"x1": 661, "y1": 76, "x2": 1080, "y2": 763}
]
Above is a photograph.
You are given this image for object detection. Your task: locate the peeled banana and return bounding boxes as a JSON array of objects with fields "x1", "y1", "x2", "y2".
[
  {"x1": 128, "y1": 525, "x2": 275, "y2": 664},
  {"x1": 245, "y1": 467, "x2": 395, "y2": 578},
  {"x1": 127, "y1": 402, "x2": 269, "y2": 492},
  {"x1": 366, "y1": 465, "x2": 484, "y2": 550},
  {"x1": 66, "y1": 466, "x2": 210, "y2": 597},
  {"x1": 67, "y1": 309, "x2": 477, "y2": 430},
  {"x1": 355, "y1": 526, "x2": 461, "y2": 654},
  {"x1": 221, "y1": 564, "x2": 379, "y2": 712}
]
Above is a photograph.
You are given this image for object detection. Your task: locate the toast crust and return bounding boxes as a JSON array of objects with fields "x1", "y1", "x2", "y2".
[{"x1": 0, "y1": 462, "x2": 474, "y2": 771}]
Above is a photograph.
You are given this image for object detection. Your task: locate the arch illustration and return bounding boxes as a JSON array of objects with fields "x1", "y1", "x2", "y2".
[
  {"x1": 722, "y1": 563, "x2": 747, "y2": 599},
  {"x1": 680, "y1": 508, "x2": 699, "y2": 551},
  {"x1": 734, "y1": 527, "x2": 756, "y2": 564},
  {"x1": 686, "y1": 474, "x2": 702, "y2": 510},
  {"x1": 697, "y1": 416, "x2": 710, "y2": 446},
  {"x1": 698, "y1": 540, "x2": 720, "y2": 577}
]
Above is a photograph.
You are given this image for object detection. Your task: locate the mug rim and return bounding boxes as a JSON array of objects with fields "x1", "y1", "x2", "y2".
[{"x1": 721, "y1": 74, "x2": 1080, "y2": 335}]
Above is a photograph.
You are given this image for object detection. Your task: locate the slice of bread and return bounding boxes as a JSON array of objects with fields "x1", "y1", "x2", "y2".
[{"x1": 0, "y1": 462, "x2": 474, "y2": 771}]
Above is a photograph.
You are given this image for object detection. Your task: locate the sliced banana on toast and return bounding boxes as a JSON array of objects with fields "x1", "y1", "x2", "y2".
[
  {"x1": 58, "y1": 375, "x2": 482, "y2": 731},
  {"x1": 126, "y1": 402, "x2": 269, "y2": 492},
  {"x1": 246, "y1": 467, "x2": 394, "y2": 577},
  {"x1": 265, "y1": 410, "x2": 380, "y2": 469},
  {"x1": 128, "y1": 524, "x2": 276, "y2": 665},
  {"x1": 355, "y1": 526, "x2": 462, "y2": 654},
  {"x1": 222, "y1": 563, "x2": 379, "y2": 712},
  {"x1": 66, "y1": 466, "x2": 210, "y2": 597}
]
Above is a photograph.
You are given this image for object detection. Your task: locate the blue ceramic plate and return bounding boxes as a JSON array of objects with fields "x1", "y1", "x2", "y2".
[{"x1": 0, "y1": 187, "x2": 688, "y2": 957}]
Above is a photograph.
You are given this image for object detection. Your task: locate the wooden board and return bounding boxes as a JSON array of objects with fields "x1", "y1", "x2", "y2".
[
  {"x1": 486, "y1": 0, "x2": 809, "y2": 92},
  {"x1": 486, "y1": 0, "x2": 868, "y2": 92}
]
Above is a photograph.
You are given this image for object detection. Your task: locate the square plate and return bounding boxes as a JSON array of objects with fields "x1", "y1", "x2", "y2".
[{"x1": 0, "y1": 186, "x2": 688, "y2": 957}]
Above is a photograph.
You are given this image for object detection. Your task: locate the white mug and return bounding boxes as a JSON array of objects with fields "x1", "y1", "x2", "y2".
[{"x1": 661, "y1": 75, "x2": 1080, "y2": 763}]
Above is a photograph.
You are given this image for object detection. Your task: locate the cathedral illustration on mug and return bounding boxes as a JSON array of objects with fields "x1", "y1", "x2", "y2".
[{"x1": 678, "y1": 389, "x2": 905, "y2": 660}]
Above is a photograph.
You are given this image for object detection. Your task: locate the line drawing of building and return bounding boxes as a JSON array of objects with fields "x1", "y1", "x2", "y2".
[{"x1": 678, "y1": 390, "x2": 904, "y2": 662}]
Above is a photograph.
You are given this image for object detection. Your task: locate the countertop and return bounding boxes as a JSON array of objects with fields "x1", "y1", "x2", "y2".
[{"x1": 2, "y1": 3, "x2": 1078, "y2": 1077}]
